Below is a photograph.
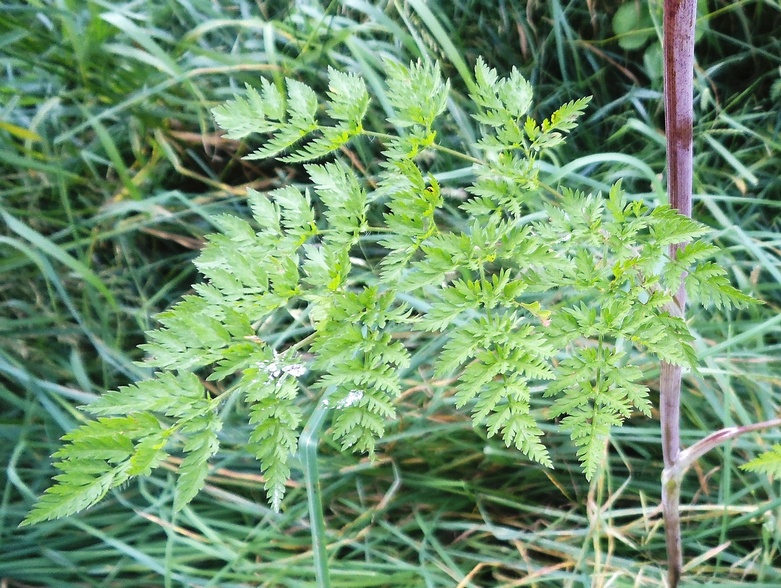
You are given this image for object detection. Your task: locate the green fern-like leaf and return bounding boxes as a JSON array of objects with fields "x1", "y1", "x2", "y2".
[
  {"x1": 211, "y1": 81, "x2": 281, "y2": 139},
  {"x1": 471, "y1": 56, "x2": 533, "y2": 151},
  {"x1": 26, "y1": 55, "x2": 761, "y2": 526},
  {"x1": 546, "y1": 347, "x2": 651, "y2": 478},
  {"x1": 685, "y1": 262, "x2": 758, "y2": 309},
  {"x1": 306, "y1": 161, "x2": 368, "y2": 246},
  {"x1": 21, "y1": 414, "x2": 166, "y2": 526},
  {"x1": 530, "y1": 97, "x2": 592, "y2": 151},
  {"x1": 242, "y1": 79, "x2": 319, "y2": 160},
  {"x1": 385, "y1": 58, "x2": 449, "y2": 130},
  {"x1": 175, "y1": 417, "x2": 221, "y2": 511},
  {"x1": 649, "y1": 205, "x2": 710, "y2": 245},
  {"x1": 311, "y1": 286, "x2": 410, "y2": 454},
  {"x1": 479, "y1": 377, "x2": 552, "y2": 468},
  {"x1": 246, "y1": 378, "x2": 302, "y2": 511},
  {"x1": 86, "y1": 372, "x2": 204, "y2": 416},
  {"x1": 324, "y1": 67, "x2": 370, "y2": 127},
  {"x1": 741, "y1": 445, "x2": 781, "y2": 478},
  {"x1": 563, "y1": 405, "x2": 617, "y2": 481},
  {"x1": 378, "y1": 160, "x2": 443, "y2": 281},
  {"x1": 22, "y1": 460, "x2": 130, "y2": 526}
]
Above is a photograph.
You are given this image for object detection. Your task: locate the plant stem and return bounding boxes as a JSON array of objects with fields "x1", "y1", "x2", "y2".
[
  {"x1": 662, "y1": 0, "x2": 697, "y2": 586},
  {"x1": 362, "y1": 130, "x2": 483, "y2": 164},
  {"x1": 660, "y1": 362, "x2": 683, "y2": 587},
  {"x1": 673, "y1": 417, "x2": 781, "y2": 480}
]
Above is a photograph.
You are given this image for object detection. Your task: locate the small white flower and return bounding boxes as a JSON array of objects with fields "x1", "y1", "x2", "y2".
[
  {"x1": 336, "y1": 389, "x2": 364, "y2": 409},
  {"x1": 282, "y1": 363, "x2": 307, "y2": 377},
  {"x1": 257, "y1": 352, "x2": 306, "y2": 381},
  {"x1": 266, "y1": 362, "x2": 282, "y2": 378}
]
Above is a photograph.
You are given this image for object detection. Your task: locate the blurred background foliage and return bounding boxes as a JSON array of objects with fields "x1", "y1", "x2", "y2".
[{"x1": 1, "y1": 0, "x2": 780, "y2": 586}]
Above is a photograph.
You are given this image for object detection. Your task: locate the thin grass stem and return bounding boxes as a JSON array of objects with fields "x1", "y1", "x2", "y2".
[{"x1": 300, "y1": 390, "x2": 336, "y2": 588}]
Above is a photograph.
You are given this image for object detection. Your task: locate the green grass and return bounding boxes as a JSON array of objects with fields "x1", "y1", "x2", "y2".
[{"x1": 2, "y1": 0, "x2": 781, "y2": 586}]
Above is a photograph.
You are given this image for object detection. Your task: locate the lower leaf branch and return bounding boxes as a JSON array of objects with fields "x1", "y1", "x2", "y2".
[
  {"x1": 670, "y1": 417, "x2": 781, "y2": 480},
  {"x1": 661, "y1": 406, "x2": 781, "y2": 587}
]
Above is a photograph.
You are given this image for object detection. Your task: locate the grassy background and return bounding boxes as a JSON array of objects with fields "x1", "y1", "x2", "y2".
[{"x1": 2, "y1": 0, "x2": 780, "y2": 586}]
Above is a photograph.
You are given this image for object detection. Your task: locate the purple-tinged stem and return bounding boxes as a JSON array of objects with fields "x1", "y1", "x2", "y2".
[
  {"x1": 674, "y1": 418, "x2": 781, "y2": 480},
  {"x1": 662, "y1": 0, "x2": 697, "y2": 586},
  {"x1": 660, "y1": 362, "x2": 683, "y2": 587}
]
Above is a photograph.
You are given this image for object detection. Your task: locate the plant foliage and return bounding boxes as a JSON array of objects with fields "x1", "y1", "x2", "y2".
[
  {"x1": 23, "y1": 57, "x2": 754, "y2": 525},
  {"x1": 741, "y1": 444, "x2": 781, "y2": 478}
]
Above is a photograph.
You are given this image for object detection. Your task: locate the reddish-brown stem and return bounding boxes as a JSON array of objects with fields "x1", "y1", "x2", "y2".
[
  {"x1": 662, "y1": 1, "x2": 697, "y2": 586},
  {"x1": 674, "y1": 417, "x2": 781, "y2": 479}
]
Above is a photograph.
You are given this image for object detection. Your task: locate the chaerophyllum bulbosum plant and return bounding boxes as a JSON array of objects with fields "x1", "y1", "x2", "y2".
[{"x1": 22, "y1": 57, "x2": 759, "y2": 564}]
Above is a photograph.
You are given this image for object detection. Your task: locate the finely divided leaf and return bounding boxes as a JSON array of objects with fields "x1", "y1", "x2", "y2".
[
  {"x1": 649, "y1": 205, "x2": 709, "y2": 245},
  {"x1": 86, "y1": 372, "x2": 203, "y2": 416},
  {"x1": 248, "y1": 385, "x2": 302, "y2": 512},
  {"x1": 212, "y1": 83, "x2": 276, "y2": 139},
  {"x1": 271, "y1": 185, "x2": 317, "y2": 245},
  {"x1": 385, "y1": 58, "x2": 449, "y2": 129},
  {"x1": 245, "y1": 78, "x2": 320, "y2": 160},
  {"x1": 27, "y1": 56, "x2": 763, "y2": 526},
  {"x1": 174, "y1": 418, "x2": 222, "y2": 511},
  {"x1": 685, "y1": 262, "x2": 758, "y2": 309},
  {"x1": 22, "y1": 461, "x2": 130, "y2": 526},
  {"x1": 22, "y1": 414, "x2": 166, "y2": 526},
  {"x1": 307, "y1": 161, "x2": 367, "y2": 245},
  {"x1": 741, "y1": 445, "x2": 781, "y2": 478},
  {"x1": 325, "y1": 67, "x2": 370, "y2": 127}
]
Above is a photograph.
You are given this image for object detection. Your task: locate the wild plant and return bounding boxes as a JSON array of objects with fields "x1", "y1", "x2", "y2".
[{"x1": 23, "y1": 53, "x2": 766, "y2": 586}]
